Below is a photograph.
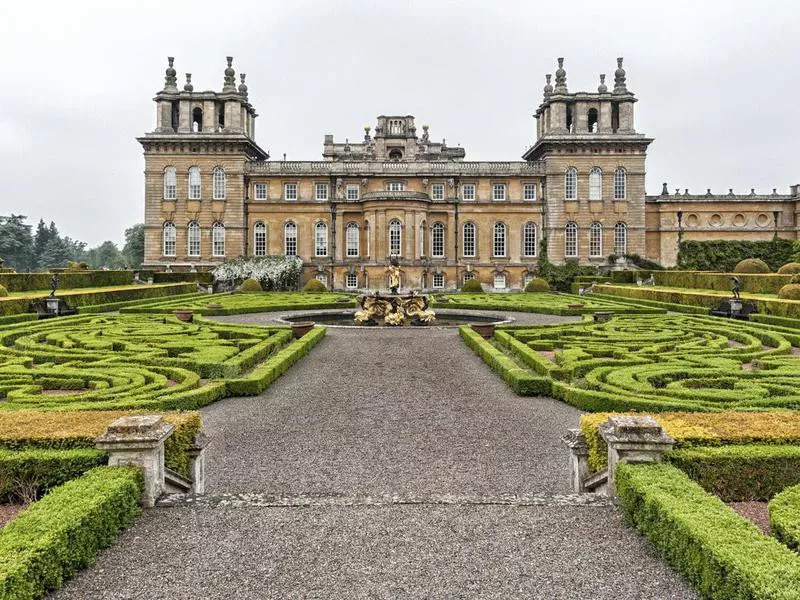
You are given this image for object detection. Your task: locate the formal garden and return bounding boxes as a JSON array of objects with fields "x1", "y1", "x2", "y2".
[{"x1": 1, "y1": 244, "x2": 800, "y2": 598}]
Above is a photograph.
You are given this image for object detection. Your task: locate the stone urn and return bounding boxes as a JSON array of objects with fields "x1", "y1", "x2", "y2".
[
  {"x1": 173, "y1": 310, "x2": 194, "y2": 323},
  {"x1": 292, "y1": 321, "x2": 315, "y2": 338},
  {"x1": 568, "y1": 303, "x2": 585, "y2": 310},
  {"x1": 205, "y1": 303, "x2": 223, "y2": 309},
  {"x1": 471, "y1": 323, "x2": 496, "y2": 339}
]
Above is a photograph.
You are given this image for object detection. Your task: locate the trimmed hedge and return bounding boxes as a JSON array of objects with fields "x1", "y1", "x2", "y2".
[
  {"x1": 778, "y1": 263, "x2": 800, "y2": 275},
  {"x1": 302, "y1": 279, "x2": 327, "y2": 292},
  {"x1": 779, "y1": 284, "x2": 800, "y2": 300},
  {"x1": 120, "y1": 292, "x2": 356, "y2": 316},
  {"x1": 734, "y1": 258, "x2": 772, "y2": 274},
  {"x1": 0, "y1": 466, "x2": 143, "y2": 599},
  {"x1": 152, "y1": 272, "x2": 213, "y2": 285},
  {"x1": 523, "y1": 277, "x2": 550, "y2": 292},
  {"x1": 617, "y1": 462, "x2": 800, "y2": 600},
  {"x1": 461, "y1": 278, "x2": 483, "y2": 293},
  {"x1": 667, "y1": 444, "x2": 800, "y2": 501},
  {"x1": 0, "y1": 271, "x2": 133, "y2": 293},
  {"x1": 678, "y1": 238, "x2": 795, "y2": 272},
  {"x1": 239, "y1": 278, "x2": 263, "y2": 293},
  {"x1": 0, "y1": 448, "x2": 106, "y2": 503},
  {"x1": 652, "y1": 271, "x2": 793, "y2": 295},
  {"x1": 770, "y1": 484, "x2": 800, "y2": 552}
]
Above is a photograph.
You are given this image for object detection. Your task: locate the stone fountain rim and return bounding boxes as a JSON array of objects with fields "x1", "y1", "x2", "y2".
[{"x1": 272, "y1": 308, "x2": 515, "y2": 329}]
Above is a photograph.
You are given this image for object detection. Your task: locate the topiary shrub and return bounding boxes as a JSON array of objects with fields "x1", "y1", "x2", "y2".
[
  {"x1": 778, "y1": 284, "x2": 800, "y2": 300},
  {"x1": 524, "y1": 277, "x2": 550, "y2": 292},
  {"x1": 792, "y1": 274, "x2": 800, "y2": 285},
  {"x1": 238, "y1": 278, "x2": 263, "y2": 293},
  {"x1": 461, "y1": 278, "x2": 483, "y2": 293},
  {"x1": 302, "y1": 279, "x2": 327, "y2": 292},
  {"x1": 733, "y1": 258, "x2": 771, "y2": 273},
  {"x1": 778, "y1": 262, "x2": 800, "y2": 274},
  {"x1": 0, "y1": 284, "x2": 7, "y2": 297}
]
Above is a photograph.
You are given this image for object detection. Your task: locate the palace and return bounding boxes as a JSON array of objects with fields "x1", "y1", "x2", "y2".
[{"x1": 139, "y1": 56, "x2": 800, "y2": 291}]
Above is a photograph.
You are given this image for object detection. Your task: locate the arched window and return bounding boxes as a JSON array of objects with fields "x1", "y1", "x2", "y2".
[
  {"x1": 431, "y1": 222, "x2": 445, "y2": 258},
  {"x1": 188, "y1": 167, "x2": 201, "y2": 199},
  {"x1": 462, "y1": 222, "x2": 476, "y2": 258},
  {"x1": 614, "y1": 222, "x2": 628, "y2": 255},
  {"x1": 588, "y1": 108, "x2": 599, "y2": 133},
  {"x1": 192, "y1": 107, "x2": 203, "y2": 132},
  {"x1": 212, "y1": 222, "x2": 225, "y2": 257},
  {"x1": 163, "y1": 222, "x2": 176, "y2": 257},
  {"x1": 614, "y1": 168, "x2": 627, "y2": 199},
  {"x1": 284, "y1": 222, "x2": 297, "y2": 256},
  {"x1": 523, "y1": 222, "x2": 537, "y2": 257},
  {"x1": 493, "y1": 222, "x2": 507, "y2": 257},
  {"x1": 254, "y1": 222, "x2": 267, "y2": 257},
  {"x1": 590, "y1": 222, "x2": 603, "y2": 257},
  {"x1": 565, "y1": 222, "x2": 578, "y2": 257},
  {"x1": 315, "y1": 222, "x2": 328, "y2": 257},
  {"x1": 187, "y1": 221, "x2": 200, "y2": 256},
  {"x1": 212, "y1": 167, "x2": 226, "y2": 200},
  {"x1": 389, "y1": 219, "x2": 402, "y2": 255},
  {"x1": 589, "y1": 167, "x2": 602, "y2": 201},
  {"x1": 346, "y1": 222, "x2": 359, "y2": 257},
  {"x1": 163, "y1": 167, "x2": 176, "y2": 200},
  {"x1": 565, "y1": 168, "x2": 577, "y2": 200}
]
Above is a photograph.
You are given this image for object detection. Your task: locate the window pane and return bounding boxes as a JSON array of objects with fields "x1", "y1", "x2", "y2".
[
  {"x1": 565, "y1": 169, "x2": 577, "y2": 200},
  {"x1": 316, "y1": 183, "x2": 328, "y2": 201},
  {"x1": 285, "y1": 183, "x2": 297, "y2": 200},
  {"x1": 346, "y1": 185, "x2": 359, "y2": 200},
  {"x1": 615, "y1": 222, "x2": 627, "y2": 254},
  {"x1": 187, "y1": 222, "x2": 200, "y2": 256},
  {"x1": 346, "y1": 223, "x2": 359, "y2": 257},
  {"x1": 523, "y1": 183, "x2": 537, "y2": 201},
  {"x1": 614, "y1": 169, "x2": 626, "y2": 199},
  {"x1": 189, "y1": 167, "x2": 201, "y2": 199},
  {"x1": 346, "y1": 272, "x2": 358, "y2": 289},
  {"x1": 285, "y1": 222, "x2": 297, "y2": 256},
  {"x1": 315, "y1": 222, "x2": 328, "y2": 256},
  {"x1": 493, "y1": 184, "x2": 506, "y2": 201},
  {"x1": 164, "y1": 168, "x2": 177, "y2": 199},
  {"x1": 493, "y1": 274, "x2": 506, "y2": 289},
  {"x1": 431, "y1": 184, "x2": 444, "y2": 200},
  {"x1": 565, "y1": 222, "x2": 578, "y2": 257},
  {"x1": 163, "y1": 223, "x2": 176, "y2": 256},
  {"x1": 462, "y1": 223, "x2": 476, "y2": 257},
  {"x1": 432, "y1": 273, "x2": 444, "y2": 288},
  {"x1": 589, "y1": 168, "x2": 602, "y2": 201},
  {"x1": 254, "y1": 183, "x2": 267, "y2": 200},
  {"x1": 431, "y1": 223, "x2": 444, "y2": 257},
  {"x1": 493, "y1": 223, "x2": 506, "y2": 257},
  {"x1": 590, "y1": 222, "x2": 603, "y2": 257},
  {"x1": 523, "y1": 222, "x2": 537, "y2": 257},
  {"x1": 213, "y1": 168, "x2": 226, "y2": 200},
  {"x1": 212, "y1": 223, "x2": 225, "y2": 256},
  {"x1": 462, "y1": 184, "x2": 475, "y2": 201},
  {"x1": 254, "y1": 223, "x2": 266, "y2": 256},
  {"x1": 389, "y1": 220, "x2": 402, "y2": 255}
]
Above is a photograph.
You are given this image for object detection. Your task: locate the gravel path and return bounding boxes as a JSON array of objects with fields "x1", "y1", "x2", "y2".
[{"x1": 52, "y1": 321, "x2": 695, "y2": 599}]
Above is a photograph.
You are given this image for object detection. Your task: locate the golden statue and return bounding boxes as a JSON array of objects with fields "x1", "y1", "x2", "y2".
[{"x1": 387, "y1": 255, "x2": 401, "y2": 294}]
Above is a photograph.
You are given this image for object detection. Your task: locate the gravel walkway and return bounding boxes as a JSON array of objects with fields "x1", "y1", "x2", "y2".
[{"x1": 53, "y1": 320, "x2": 695, "y2": 599}]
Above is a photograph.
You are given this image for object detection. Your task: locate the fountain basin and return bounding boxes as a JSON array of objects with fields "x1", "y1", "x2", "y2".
[{"x1": 277, "y1": 309, "x2": 513, "y2": 328}]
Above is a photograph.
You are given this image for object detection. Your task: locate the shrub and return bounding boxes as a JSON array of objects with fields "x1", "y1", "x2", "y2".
[
  {"x1": 778, "y1": 262, "x2": 800, "y2": 274},
  {"x1": 461, "y1": 278, "x2": 483, "y2": 293},
  {"x1": 770, "y1": 483, "x2": 800, "y2": 552},
  {"x1": 679, "y1": 238, "x2": 794, "y2": 272},
  {"x1": 524, "y1": 277, "x2": 550, "y2": 292},
  {"x1": 733, "y1": 258, "x2": 772, "y2": 273},
  {"x1": 0, "y1": 285, "x2": 7, "y2": 298},
  {"x1": 0, "y1": 466, "x2": 143, "y2": 598},
  {"x1": 0, "y1": 271, "x2": 133, "y2": 292},
  {"x1": 239, "y1": 278, "x2": 263, "y2": 293},
  {"x1": 793, "y1": 274, "x2": 800, "y2": 285},
  {"x1": 539, "y1": 259, "x2": 597, "y2": 292},
  {"x1": 617, "y1": 462, "x2": 800, "y2": 599},
  {"x1": 0, "y1": 448, "x2": 106, "y2": 503},
  {"x1": 302, "y1": 279, "x2": 327, "y2": 293},
  {"x1": 212, "y1": 256, "x2": 303, "y2": 291},
  {"x1": 779, "y1": 284, "x2": 800, "y2": 300},
  {"x1": 66, "y1": 261, "x2": 89, "y2": 271}
]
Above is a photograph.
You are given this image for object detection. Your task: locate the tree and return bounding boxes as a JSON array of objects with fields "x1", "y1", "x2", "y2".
[
  {"x1": 122, "y1": 223, "x2": 145, "y2": 268},
  {"x1": 85, "y1": 241, "x2": 125, "y2": 269},
  {"x1": 38, "y1": 237, "x2": 73, "y2": 270},
  {"x1": 33, "y1": 219, "x2": 55, "y2": 265},
  {"x1": 0, "y1": 215, "x2": 34, "y2": 271}
]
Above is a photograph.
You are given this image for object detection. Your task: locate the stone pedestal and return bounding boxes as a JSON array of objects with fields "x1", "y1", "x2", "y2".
[
  {"x1": 599, "y1": 415, "x2": 675, "y2": 495},
  {"x1": 562, "y1": 428, "x2": 590, "y2": 493},
  {"x1": 95, "y1": 415, "x2": 175, "y2": 507}
]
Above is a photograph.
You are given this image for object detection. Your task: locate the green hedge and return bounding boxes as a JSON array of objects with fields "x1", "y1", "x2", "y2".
[
  {"x1": 0, "y1": 283, "x2": 197, "y2": 316},
  {"x1": 666, "y1": 444, "x2": 800, "y2": 501},
  {"x1": 152, "y1": 272, "x2": 213, "y2": 285},
  {"x1": 770, "y1": 484, "x2": 800, "y2": 552},
  {"x1": 654, "y1": 271, "x2": 793, "y2": 295},
  {"x1": 0, "y1": 466, "x2": 143, "y2": 599},
  {"x1": 617, "y1": 462, "x2": 800, "y2": 599},
  {"x1": 0, "y1": 448, "x2": 106, "y2": 503},
  {"x1": 0, "y1": 271, "x2": 133, "y2": 293},
  {"x1": 678, "y1": 239, "x2": 795, "y2": 272}
]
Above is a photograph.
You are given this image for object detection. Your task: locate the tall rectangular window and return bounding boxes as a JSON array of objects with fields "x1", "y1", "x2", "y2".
[
  {"x1": 254, "y1": 183, "x2": 267, "y2": 200},
  {"x1": 346, "y1": 223, "x2": 359, "y2": 257},
  {"x1": 284, "y1": 222, "x2": 297, "y2": 256},
  {"x1": 431, "y1": 183, "x2": 444, "y2": 200},
  {"x1": 346, "y1": 185, "x2": 359, "y2": 200},
  {"x1": 315, "y1": 183, "x2": 329, "y2": 201},
  {"x1": 431, "y1": 223, "x2": 445, "y2": 258},
  {"x1": 315, "y1": 222, "x2": 328, "y2": 257},
  {"x1": 284, "y1": 183, "x2": 298, "y2": 200},
  {"x1": 590, "y1": 222, "x2": 603, "y2": 257},
  {"x1": 389, "y1": 220, "x2": 402, "y2": 255},
  {"x1": 462, "y1": 223, "x2": 476, "y2": 258},
  {"x1": 493, "y1": 223, "x2": 506, "y2": 257},
  {"x1": 523, "y1": 183, "x2": 537, "y2": 201},
  {"x1": 565, "y1": 222, "x2": 578, "y2": 258},
  {"x1": 164, "y1": 167, "x2": 177, "y2": 200},
  {"x1": 492, "y1": 184, "x2": 506, "y2": 201},
  {"x1": 462, "y1": 184, "x2": 476, "y2": 201},
  {"x1": 187, "y1": 222, "x2": 201, "y2": 257},
  {"x1": 188, "y1": 167, "x2": 201, "y2": 200},
  {"x1": 254, "y1": 223, "x2": 267, "y2": 256},
  {"x1": 523, "y1": 222, "x2": 537, "y2": 257},
  {"x1": 493, "y1": 274, "x2": 506, "y2": 289}
]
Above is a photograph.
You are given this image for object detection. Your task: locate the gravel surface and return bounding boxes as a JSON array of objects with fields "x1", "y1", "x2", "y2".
[
  {"x1": 50, "y1": 324, "x2": 695, "y2": 599},
  {"x1": 729, "y1": 501, "x2": 771, "y2": 534},
  {"x1": 0, "y1": 504, "x2": 24, "y2": 528}
]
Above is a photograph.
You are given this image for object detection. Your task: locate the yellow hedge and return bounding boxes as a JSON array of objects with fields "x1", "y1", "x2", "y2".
[{"x1": 581, "y1": 411, "x2": 800, "y2": 473}]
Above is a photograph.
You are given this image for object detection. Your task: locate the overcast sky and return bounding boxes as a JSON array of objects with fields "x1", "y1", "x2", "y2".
[{"x1": 1, "y1": 0, "x2": 798, "y2": 247}]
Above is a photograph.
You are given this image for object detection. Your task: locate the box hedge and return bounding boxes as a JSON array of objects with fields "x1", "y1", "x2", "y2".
[
  {"x1": 0, "y1": 448, "x2": 106, "y2": 503},
  {"x1": 0, "y1": 466, "x2": 143, "y2": 599},
  {"x1": 677, "y1": 238, "x2": 795, "y2": 272},
  {"x1": 616, "y1": 462, "x2": 800, "y2": 600},
  {"x1": 652, "y1": 271, "x2": 793, "y2": 294},
  {"x1": 769, "y1": 483, "x2": 800, "y2": 552},
  {"x1": 0, "y1": 271, "x2": 133, "y2": 293}
]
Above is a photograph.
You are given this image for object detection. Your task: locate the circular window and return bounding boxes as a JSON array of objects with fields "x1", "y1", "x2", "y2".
[
  {"x1": 709, "y1": 214, "x2": 722, "y2": 227},
  {"x1": 388, "y1": 149, "x2": 403, "y2": 161},
  {"x1": 686, "y1": 214, "x2": 699, "y2": 227},
  {"x1": 756, "y1": 213, "x2": 770, "y2": 227},
  {"x1": 733, "y1": 214, "x2": 746, "y2": 227}
]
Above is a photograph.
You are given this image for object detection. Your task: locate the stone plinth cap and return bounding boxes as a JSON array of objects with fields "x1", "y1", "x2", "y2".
[
  {"x1": 189, "y1": 431, "x2": 210, "y2": 452},
  {"x1": 599, "y1": 415, "x2": 675, "y2": 446},
  {"x1": 96, "y1": 415, "x2": 175, "y2": 446},
  {"x1": 561, "y1": 428, "x2": 588, "y2": 452}
]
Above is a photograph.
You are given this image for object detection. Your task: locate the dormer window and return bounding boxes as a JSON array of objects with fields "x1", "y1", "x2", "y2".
[{"x1": 388, "y1": 149, "x2": 403, "y2": 161}]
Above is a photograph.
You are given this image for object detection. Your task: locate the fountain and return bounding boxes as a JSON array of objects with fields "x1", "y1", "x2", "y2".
[{"x1": 354, "y1": 290, "x2": 436, "y2": 326}]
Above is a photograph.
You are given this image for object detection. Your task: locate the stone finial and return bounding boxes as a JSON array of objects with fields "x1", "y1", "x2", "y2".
[
  {"x1": 773, "y1": 188, "x2": 778, "y2": 195},
  {"x1": 728, "y1": 188, "x2": 734, "y2": 196},
  {"x1": 613, "y1": 57, "x2": 627, "y2": 94},
  {"x1": 750, "y1": 188, "x2": 756, "y2": 195},
  {"x1": 421, "y1": 124, "x2": 430, "y2": 142},
  {"x1": 675, "y1": 188, "x2": 680, "y2": 195},
  {"x1": 183, "y1": 73, "x2": 193, "y2": 92},
  {"x1": 223, "y1": 56, "x2": 237, "y2": 92},
  {"x1": 238, "y1": 73, "x2": 248, "y2": 97},
  {"x1": 684, "y1": 189, "x2": 689, "y2": 195},
  {"x1": 364, "y1": 126, "x2": 371, "y2": 142},
  {"x1": 706, "y1": 188, "x2": 712, "y2": 195},
  {"x1": 598, "y1": 74, "x2": 608, "y2": 93},
  {"x1": 543, "y1": 73, "x2": 554, "y2": 97},
  {"x1": 554, "y1": 58, "x2": 568, "y2": 94},
  {"x1": 164, "y1": 57, "x2": 178, "y2": 92},
  {"x1": 661, "y1": 182, "x2": 669, "y2": 195}
]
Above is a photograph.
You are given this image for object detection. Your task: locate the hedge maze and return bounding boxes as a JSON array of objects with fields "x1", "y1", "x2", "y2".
[
  {"x1": 120, "y1": 291, "x2": 356, "y2": 315},
  {"x1": 0, "y1": 313, "x2": 325, "y2": 411},
  {"x1": 434, "y1": 292, "x2": 661, "y2": 316},
  {"x1": 468, "y1": 313, "x2": 800, "y2": 412}
]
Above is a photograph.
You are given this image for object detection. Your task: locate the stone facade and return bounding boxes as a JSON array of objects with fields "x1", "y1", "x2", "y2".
[{"x1": 139, "y1": 57, "x2": 800, "y2": 290}]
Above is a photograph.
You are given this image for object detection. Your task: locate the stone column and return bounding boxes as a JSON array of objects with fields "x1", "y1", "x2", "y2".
[
  {"x1": 599, "y1": 415, "x2": 675, "y2": 495},
  {"x1": 95, "y1": 415, "x2": 175, "y2": 507},
  {"x1": 561, "y1": 429, "x2": 590, "y2": 493}
]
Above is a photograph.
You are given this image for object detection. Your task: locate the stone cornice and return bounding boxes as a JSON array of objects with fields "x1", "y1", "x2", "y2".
[
  {"x1": 646, "y1": 194, "x2": 796, "y2": 204},
  {"x1": 522, "y1": 135, "x2": 653, "y2": 161},
  {"x1": 138, "y1": 133, "x2": 269, "y2": 160},
  {"x1": 245, "y1": 160, "x2": 545, "y2": 177}
]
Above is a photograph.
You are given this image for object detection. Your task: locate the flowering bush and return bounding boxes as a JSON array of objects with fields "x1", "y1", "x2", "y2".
[{"x1": 213, "y1": 256, "x2": 303, "y2": 291}]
